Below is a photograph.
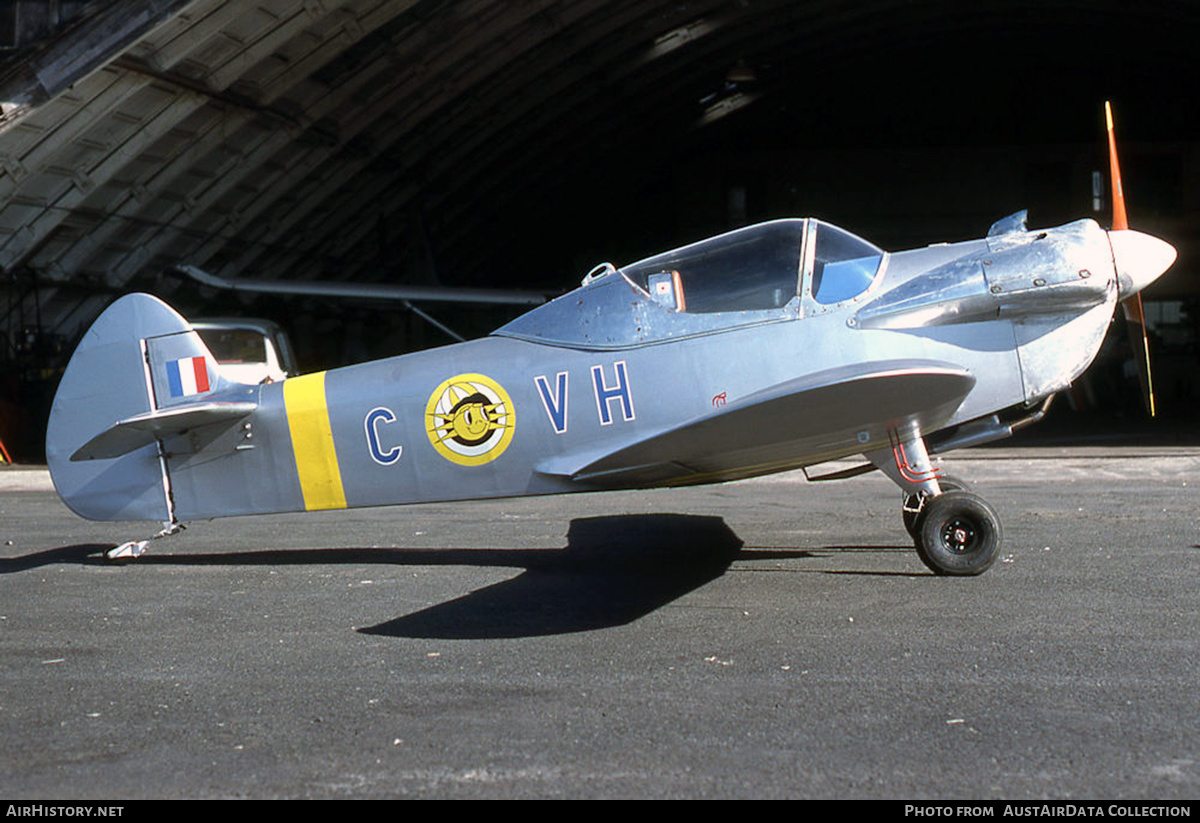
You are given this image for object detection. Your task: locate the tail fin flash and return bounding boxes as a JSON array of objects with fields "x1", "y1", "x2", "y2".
[
  {"x1": 46, "y1": 294, "x2": 255, "y2": 522},
  {"x1": 145, "y1": 326, "x2": 230, "y2": 410}
]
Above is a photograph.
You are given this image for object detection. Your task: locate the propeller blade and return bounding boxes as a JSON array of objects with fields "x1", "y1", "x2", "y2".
[
  {"x1": 1122, "y1": 293, "x2": 1157, "y2": 417},
  {"x1": 1106, "y1": 101, "x2": 1156, "y2": 417},
  {"x1": 1106, "y1": 100, "x2": 1128, "y2": 231}
]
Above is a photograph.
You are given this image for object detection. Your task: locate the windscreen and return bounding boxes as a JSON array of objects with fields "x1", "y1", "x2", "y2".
[
  {"x1": 810, "y1": 222, "x2": 884, "y2": 304},
  {"x1": 196, "y1": 327, "x2": 268, "y2": 365}
]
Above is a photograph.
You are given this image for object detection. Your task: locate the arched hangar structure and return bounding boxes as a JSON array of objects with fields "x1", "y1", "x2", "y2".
[{"x1": 0, "y1": 0, "x2": 1195, "y2": 459}]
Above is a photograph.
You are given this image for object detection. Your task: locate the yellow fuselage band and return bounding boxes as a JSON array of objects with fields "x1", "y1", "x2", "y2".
[{"x1": 283, "y1": 372, "x2": 347, "y2": 510}]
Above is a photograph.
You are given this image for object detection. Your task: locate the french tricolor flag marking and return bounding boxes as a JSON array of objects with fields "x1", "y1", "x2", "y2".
[{"x1": 166, "y1": 356, "x2": 211, "y2": 398}]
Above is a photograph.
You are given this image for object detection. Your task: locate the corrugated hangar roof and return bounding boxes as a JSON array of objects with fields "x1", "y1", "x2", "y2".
[{"x1": 0, "y1": 0, "x2": 1197, "y2": 354}]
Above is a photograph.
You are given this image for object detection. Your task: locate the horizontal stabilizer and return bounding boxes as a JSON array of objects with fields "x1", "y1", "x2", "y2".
[{"x1": 71, "y1": 401, "x2": 258, "y2": 461}]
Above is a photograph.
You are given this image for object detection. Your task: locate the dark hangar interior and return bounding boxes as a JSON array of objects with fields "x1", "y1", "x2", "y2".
[{"x1": 1, "y1": 0, "x2": 1197, "y2": 460}]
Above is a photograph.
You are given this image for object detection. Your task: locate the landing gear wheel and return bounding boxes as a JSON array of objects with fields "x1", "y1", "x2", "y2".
[
  {"x1": 915, "y1": 491, "x2": 1002, "y2": 576},
  {"x1": 902, "y1": 475, "x2": 971, "y2": 539}
]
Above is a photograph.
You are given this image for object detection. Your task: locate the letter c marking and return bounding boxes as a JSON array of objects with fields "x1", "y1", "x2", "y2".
[{"x1": 365, "y1": 406, "x2": 402, "y2": 465}]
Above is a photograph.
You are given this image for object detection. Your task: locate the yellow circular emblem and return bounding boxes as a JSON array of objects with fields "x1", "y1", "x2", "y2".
[{"x1": 425, "y1": 373, "x2": 515, "y2": 466}]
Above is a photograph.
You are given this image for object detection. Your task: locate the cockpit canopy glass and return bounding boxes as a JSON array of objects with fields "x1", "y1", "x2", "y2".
[
  {"x1": 810, "y1": 222, "x2": 885, "y2": 304},
  {"x1": 620, "y1": 221, "x2": 804, "y2": 313},
  {"x1": 493, "y1": 219, "x2": 887, "y2": 349}
]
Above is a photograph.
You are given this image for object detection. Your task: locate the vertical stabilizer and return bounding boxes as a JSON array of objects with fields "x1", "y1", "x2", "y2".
[{"x1": 46, "y1": 294, "x2": 225, "y2": 522}]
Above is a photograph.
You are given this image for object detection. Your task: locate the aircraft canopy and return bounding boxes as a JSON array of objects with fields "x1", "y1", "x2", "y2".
[
  {"x1": 494, "y1": 219, "x2": 885, "y2": 349},
  {"x1": 621, "y1": 220, "x2": 803, "y2": 313},
  {"x1": 621, "y1": 219, "x2": 883, "y2": 313}
]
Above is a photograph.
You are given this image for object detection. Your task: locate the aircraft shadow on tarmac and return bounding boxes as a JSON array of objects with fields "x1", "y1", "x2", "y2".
[
  {"x1": 3, "y1": 515, "x2": 918, "y2": 638},
  {"x1": 362, "y1": 514, "x2": 748, "y2": 638}
]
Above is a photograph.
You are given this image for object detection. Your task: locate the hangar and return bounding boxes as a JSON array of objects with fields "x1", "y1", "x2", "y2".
[{"x1": 0, "y1": 0, "x2": 1196, "y2": 459}]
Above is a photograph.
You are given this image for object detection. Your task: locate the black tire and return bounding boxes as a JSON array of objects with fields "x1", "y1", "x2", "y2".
[
  {"x1": 915, "y1": 490, "x2": 1002, "y2": 576},
  {"x1": 902, "y1": 475, "x2": 972, "y2": 539}
]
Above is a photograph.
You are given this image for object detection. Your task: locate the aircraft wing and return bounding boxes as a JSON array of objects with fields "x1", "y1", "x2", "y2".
[
  {"x1": 544, "y1": 360, "x2": 975, "y2": 487},
  {"x1": 174, "y1": 265, "x2": 548, "y2": 305}
]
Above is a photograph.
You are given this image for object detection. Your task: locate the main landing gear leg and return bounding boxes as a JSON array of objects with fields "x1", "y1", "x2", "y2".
[
  {"x1": 107, "y1": 521, "x2": 186, "y2": 562},
  {"x1": 865, "y1": 432, "x2": 1002, "y2": 576}
]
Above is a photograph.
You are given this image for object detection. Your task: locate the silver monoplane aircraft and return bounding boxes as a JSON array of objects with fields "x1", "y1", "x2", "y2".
[{"x1": 45, "y1": 104, "x2": 1175, "y2": 575}]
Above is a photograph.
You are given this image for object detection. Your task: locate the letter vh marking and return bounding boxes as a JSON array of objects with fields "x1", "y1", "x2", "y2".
[{"x1": 592, "y1": 361, "x2": 635, "y2": 425}]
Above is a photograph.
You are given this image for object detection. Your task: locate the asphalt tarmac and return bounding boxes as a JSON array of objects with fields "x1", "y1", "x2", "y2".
[{"x1": 1, "y1": 442, "x2": 1197, "y2": 799}]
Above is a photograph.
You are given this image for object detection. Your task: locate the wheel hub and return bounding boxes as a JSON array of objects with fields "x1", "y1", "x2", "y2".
[{"x1": 941, "y1": 518, "x2": 977, "y2": 553}]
